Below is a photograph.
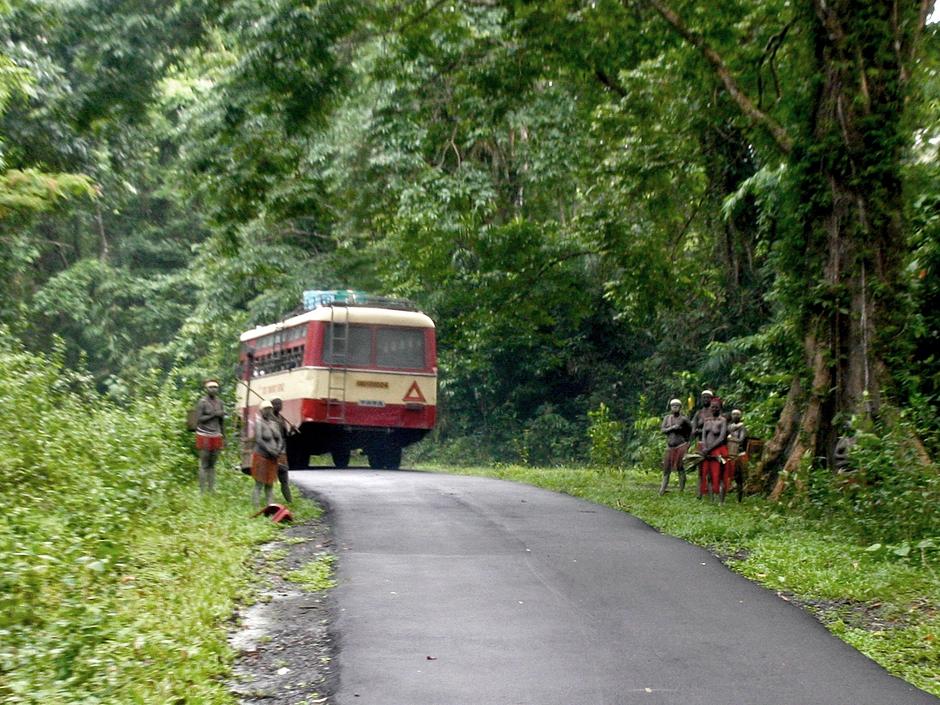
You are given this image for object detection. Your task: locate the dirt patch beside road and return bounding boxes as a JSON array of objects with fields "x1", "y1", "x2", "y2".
[{"x1": 229, "y1": 494, "x2": 337, "y2": 705}]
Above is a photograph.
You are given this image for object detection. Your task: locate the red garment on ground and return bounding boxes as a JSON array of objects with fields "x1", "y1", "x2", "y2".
[{"x1": 700, "y1": 444, "x2": 728, "y2": 496}]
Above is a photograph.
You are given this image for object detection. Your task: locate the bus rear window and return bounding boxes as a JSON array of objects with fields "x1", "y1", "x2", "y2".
[
  {"x1": 376, "y1": 328, "x2": 425, "y2": 369},
  {"x1": 323, "y1": 325, "x2": 372, "y2": 367}
]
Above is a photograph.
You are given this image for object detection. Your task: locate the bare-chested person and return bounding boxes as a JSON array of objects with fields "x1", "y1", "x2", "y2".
[
  {"x1": 690, "y1": 389, "x2": 714, "y2": 442},
  {"x1": 660, "y1": 399, "x2": 691, "y2": 495},
  {"x1": 271, "y1": 398, "x2": 296, "y2": 503},
  {"x1": 195, "y1": 379, "x2": 225, "y2": 493},
  {"x1": 725, "y1": 409, "x2": 747, "y2": 503},
  {"x1": 690, "y1": 389, "x2": 714, "y2": 497},
  {"x1": 700, "y1": 396, "x2": 728, "y2": 501}
]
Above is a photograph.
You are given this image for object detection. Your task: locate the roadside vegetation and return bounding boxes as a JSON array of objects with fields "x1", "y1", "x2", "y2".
[
  {"x1": 1, "y1": 1, "x2": 938, "y2": 699},
  {"x1": 435, "y1": 462, "x2": 939, "y2": 697},
  {"x1": 287, "y1": 554, "x2": 337, "y2": 592},
  {"x1": 0, "y1": 333, "x2": 316, "y2": 704}
]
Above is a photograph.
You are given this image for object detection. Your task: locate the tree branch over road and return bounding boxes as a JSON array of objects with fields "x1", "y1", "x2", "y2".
[{"x1": 636, "y1": 0, "x2": 795, "y2": 154}]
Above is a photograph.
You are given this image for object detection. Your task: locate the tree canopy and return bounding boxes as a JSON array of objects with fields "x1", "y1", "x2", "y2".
[{"x1": 0, "y1": 0, "x2": 937, "y2": 503}]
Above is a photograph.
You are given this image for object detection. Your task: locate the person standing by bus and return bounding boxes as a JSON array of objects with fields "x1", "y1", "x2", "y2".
[
  {"x1": 251, "y1": 400, "x2": 283, "y2": 510},
  {"x1": 271, "y1": 398, "x2": 295, "y2": 503},
  {"x1": 195, "y1": 379, "x2": 225, "y2": 493}
]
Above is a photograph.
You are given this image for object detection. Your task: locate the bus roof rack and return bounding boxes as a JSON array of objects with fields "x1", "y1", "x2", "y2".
[{"x1": 302, "y1": 289, "x2": 419, "y2": 312}]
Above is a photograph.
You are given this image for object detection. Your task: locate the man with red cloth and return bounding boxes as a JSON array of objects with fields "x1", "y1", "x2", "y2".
[
  {"x1": 699, "y1": 396, "x2": 728, "y2": 501},
  {"x1": 195, "y1": 379, "x2": 225, "y2": 493}
]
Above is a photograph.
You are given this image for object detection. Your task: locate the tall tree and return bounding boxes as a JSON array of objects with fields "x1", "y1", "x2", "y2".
[
  {"x1": 0, "y1": 0, "x2": 221, "y2": 386},
  {"x1": 632, "y1": 0, "x2": 935, "y2": 488}
]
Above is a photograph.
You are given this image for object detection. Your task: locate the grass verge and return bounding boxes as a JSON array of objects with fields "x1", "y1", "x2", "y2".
[
  {"x1": 286, "y1": 554, "x2": 337, "y2": 592},
  {"x1": 0, "y1": 334, "x2": 328, "y2": 703},
  {"x1": 4, "y1": 465, "x2": 323, "y2": 705},
  {"x1": 434, "y1": 464, "x2": 940, "y2": 697},
  {"x1": 83, "y1": 475, "x2": 280, "y2": 704}
]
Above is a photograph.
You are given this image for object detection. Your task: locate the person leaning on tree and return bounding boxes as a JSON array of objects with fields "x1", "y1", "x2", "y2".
[
  {"x1": 660, "y1": 398, "x2": 691, "y2": 495},
  {"x1": 195, "y1": 379, "x2": 225, "y2": 493},
  {"x1": 251, "y1": 400, "x2": 283, "y2": 510},
  {"x1": 725, "y1": 409, "x2": 748, "y2": 502}
]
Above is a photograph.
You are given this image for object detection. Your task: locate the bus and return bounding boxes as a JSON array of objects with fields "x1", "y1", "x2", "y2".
[{"x1": 237, "y1": 292, "x2": 437, "y2": 470}]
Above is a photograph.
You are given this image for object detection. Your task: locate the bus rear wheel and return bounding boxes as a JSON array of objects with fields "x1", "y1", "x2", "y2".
[
  {"x1": 286, "y1": 440, "x2": 311, "y2": 470},
  {"x1": 367, "y1": 445, "x2": 402, "y2": 470},
  {"x1": 331, "y1": 447, "x2": 351, "y2": 469},
  {"x1": 385, "y1": 446, "x2": 402, "y2": 470}
]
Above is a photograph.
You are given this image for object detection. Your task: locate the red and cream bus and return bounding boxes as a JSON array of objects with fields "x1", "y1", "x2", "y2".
[{"x1": 237, "y1": 294, "x2": 437, "y2": 469}]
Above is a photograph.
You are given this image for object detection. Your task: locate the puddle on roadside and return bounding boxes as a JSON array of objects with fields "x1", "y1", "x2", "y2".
[{"x1": 230, "y1": 589, "x2": 304, "y2": 653}]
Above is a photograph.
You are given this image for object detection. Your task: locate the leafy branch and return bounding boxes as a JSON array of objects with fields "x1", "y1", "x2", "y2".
[{"x1": 636, "y1": 0, "x2": 794, "y2": 154}]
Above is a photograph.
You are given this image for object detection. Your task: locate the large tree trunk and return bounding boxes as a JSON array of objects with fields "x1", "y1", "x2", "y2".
[
  {"x1": 645, "y1": 0, "x2": 932, "y2": 491},
  {"x1": 763, "y1": 1, "x2": 921, "y2": 494}
]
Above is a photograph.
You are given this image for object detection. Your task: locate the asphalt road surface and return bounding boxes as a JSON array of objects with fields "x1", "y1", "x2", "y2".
[{"x1": 293, "y1": 469, "x2": 937, "y2": 705}]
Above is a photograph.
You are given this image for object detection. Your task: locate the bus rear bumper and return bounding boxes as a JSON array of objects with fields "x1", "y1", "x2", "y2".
[{"x1": 299, "y1": 398, "x2": 436, "y2": 430}]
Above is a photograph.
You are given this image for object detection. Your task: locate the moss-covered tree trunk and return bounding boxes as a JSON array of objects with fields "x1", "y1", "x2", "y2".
[{"x1": 764, "y1": 1, "x2": 930, "y2": 497}]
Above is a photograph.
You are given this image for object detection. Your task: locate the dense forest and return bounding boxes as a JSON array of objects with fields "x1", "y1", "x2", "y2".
[
  {"x1": 1, "y1": 2, "x2": 939, "y2": 700},
  {"x1": 1, "y1": 1, "x2": 938, "y2": 509}
]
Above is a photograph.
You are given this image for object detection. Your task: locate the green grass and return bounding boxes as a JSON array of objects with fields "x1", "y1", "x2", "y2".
[
  {"x1": 0, "y1": 335, "x2": 333, "y2": 703},
  {"x1": 80, "y1": 477, "x2": 281, "y2": 704},
  {"x1": 433, "y1": 464, "x2": 940, "y2": 697},
  {"x1": 1, "y1": 468, "x2": 293, "y2": 704},
  {"x1": 2, "y1": 465, "x2": 327, "y2": 705},
  {"x1": 286, "y1": 554, "x2": 337, "y2": 592}
]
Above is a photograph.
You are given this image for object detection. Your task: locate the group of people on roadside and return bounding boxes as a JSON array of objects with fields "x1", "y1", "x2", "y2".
[
  {"x1": 193, "y1": 379, "x2": 295, "y2": 510},
  {"x1": 660, "y1": 389, "x2": 748, "y2": 503}
]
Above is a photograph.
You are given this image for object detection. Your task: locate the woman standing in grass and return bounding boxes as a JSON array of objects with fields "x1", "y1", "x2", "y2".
[{"x1": 251, "y1": 400, "x2": 283, "y2": 509}]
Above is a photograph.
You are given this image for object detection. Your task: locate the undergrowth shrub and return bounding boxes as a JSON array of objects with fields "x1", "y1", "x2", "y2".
[
  {"x1": 408, "y1": 433, "x2": 496, "y2": 466},
  {"x1": 624, "y1": 395, "x2": 663, "y2": 470},
  {"x1": 587, "y1": 402, "x2": 624, "y2": 470},
  {"x1": 0, "y1": 333, "x2": 270, "y2": 703},
  {"x1": 520, "y1": 404, "x2": 582, "y2": 466},
  {"x1": 805, "y1": 417, "x2": 940, "y2": 548}
]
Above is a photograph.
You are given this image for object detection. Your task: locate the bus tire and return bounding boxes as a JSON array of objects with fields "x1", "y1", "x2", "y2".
[
  {"x1": 331, "y1": 447, "x2": 351, "y2": 469},
  {"x1": 367, "y1": 446, "x2": 401, "y2": 470},
  {"x1": 367, "y1": 450, "x2": 385, "y2": 469},
  {"x1": 286, "y1": 440, "x2": 310, "y2": 470}
]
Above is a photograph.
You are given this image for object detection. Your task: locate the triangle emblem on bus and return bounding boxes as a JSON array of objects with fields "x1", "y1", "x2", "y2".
[{"x1": 403, "y1": 381, "x2": 426, "y2": 403}]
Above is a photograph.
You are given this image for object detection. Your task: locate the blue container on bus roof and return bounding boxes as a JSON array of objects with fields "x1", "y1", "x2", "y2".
[{"x1": 302, "y1": 289, "x2": 368, "y2": 310}]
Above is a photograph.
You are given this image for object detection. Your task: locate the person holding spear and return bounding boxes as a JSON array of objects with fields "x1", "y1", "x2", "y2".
[{"x1": 271, "y1": 398, "x2": 298, "y2": 503}]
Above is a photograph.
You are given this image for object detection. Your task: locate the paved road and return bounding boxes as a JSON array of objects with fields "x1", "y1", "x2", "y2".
[{"x1": 293, "y1": 469, "x2": 937, "y2": 705}]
